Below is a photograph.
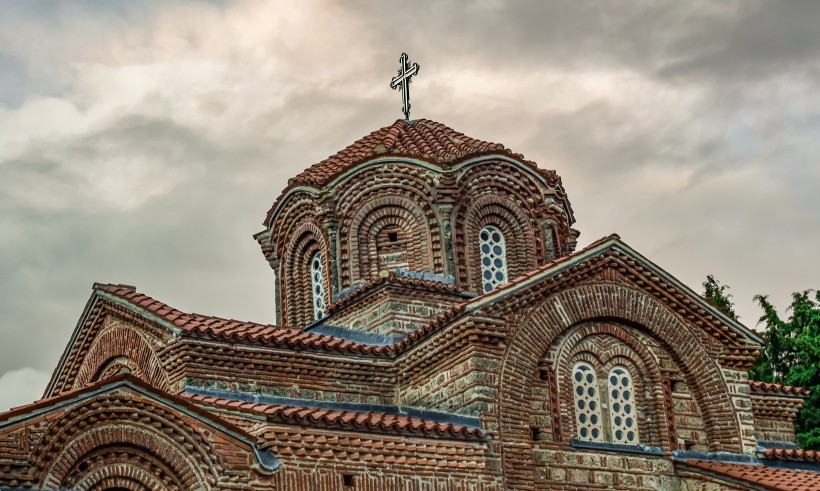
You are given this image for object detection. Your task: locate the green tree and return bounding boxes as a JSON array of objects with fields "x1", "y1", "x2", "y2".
[
  {"x1": 702, "y1": 275, "x2": 739, "y2": 320},
  {"x1": 752, "y1": 291, "x2": 820, "y2": 450}
]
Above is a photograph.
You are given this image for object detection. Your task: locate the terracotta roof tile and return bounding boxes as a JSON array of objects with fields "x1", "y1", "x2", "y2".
[
  {"x1": 764, "y1": 448, "x2": 820, "y2": 463},
  {"x1": 265, "y1": 118, "x2": 563, "y2": 224},
  {"x1": 324, "y1": 270, "x2": 466, "y2": 318},
  {"x1": 679, "y1": 459, "x2": 820, "y2": 491},
  {"x1": 750, "y1": 381, "x2": 811, "y2": 397},
  {"x1": 94, "y1": 283, "x2": 392, "y2": 357},
  {"x1": 184, "y1": 393, "x2": 484, "y2": 440}
]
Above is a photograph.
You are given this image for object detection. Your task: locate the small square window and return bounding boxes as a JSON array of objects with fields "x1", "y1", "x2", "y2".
[
  {"x1": 531, "y1": 426, "x2": 541, "y2": 441},
  {"x1": 387, "y1": 232, "x2": 399, "y2": 242},
  {"x1": 343, "y1": 474, "x2": 355, "y2": 487}
]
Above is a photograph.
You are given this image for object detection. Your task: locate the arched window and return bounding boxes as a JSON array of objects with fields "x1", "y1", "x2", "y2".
[
  {"x1": 479, "y1": 225, "x2": 508, "y2": 292},
  {"x1": 608, "y1": 366, "x2": 639, "y2": 444},
  {"x1": 310, "y1": 252, "x2": 326, "y2": 320},
  {"x1": 572, "y1": 362, "x2": 604, "y2": 442}
]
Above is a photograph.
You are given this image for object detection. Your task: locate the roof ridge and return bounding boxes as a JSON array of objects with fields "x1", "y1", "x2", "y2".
[
  {"x1": 94, "y1": 283, "x2": 393, "y2": 356},
  {"x1": 265, "y1": 118, "x2": 562, "y2": 225},
  {"x1": 749, "y1": 380, "x2": 811, "y2": 397},
  {"x1": 183, "y1": 392, "x2": 484, "y2": 440}
]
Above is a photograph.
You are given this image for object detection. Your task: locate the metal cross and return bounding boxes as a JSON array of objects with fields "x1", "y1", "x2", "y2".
[{"x1": 390, "y1": 53, "x2": 420, "y2": 121}]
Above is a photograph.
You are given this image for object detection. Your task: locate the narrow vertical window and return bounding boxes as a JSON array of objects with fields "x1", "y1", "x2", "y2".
[
  {"x1": 479, "y1": 225, "x2": 508, "y2": 292},
  {"x1": 608, "y1": 366, "x2": 638, "y2": 444},
  {"x1": 572, "y1": 362, "x2": 603, "y2": 442},
  {"x1": 310, "y1": 252, "x2": 326, "y2": 320}
]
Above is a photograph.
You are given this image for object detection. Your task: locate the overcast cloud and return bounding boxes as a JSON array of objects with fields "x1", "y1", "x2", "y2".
[{"x1": 1, "y1": 0, "x2": 819, "y2": 411}]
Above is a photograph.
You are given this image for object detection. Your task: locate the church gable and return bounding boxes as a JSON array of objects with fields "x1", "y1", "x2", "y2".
[{"x1": 0, "y1": 375, "x2": 277, "y2": 490}]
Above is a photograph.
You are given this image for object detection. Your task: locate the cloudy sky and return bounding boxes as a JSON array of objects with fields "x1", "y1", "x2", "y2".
[{"x1": 1, "y1": 0, "x2": 819, "y2": 411}]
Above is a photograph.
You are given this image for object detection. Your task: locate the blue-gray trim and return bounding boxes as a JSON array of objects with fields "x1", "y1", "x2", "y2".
[
  {"x1": 756, "y1": 440, "x2": 800, "y2": 450},
  {"x1": 672, "y1": 450, "x2": 759, "y2": 464},
  {"x1": 393, "y1": 269, "x2": 455, "y2": 284},
  {"x1": 570, "y1": 438, "x2": 665, "y2": 456},
  {"x1": 304, "y1": 324, "x2": 404, "y2": 346},
  {"x1": 332, "y1": 282, "x2": 366, "y2": 302},
  {"x1": 185, "y1": 386, "x2": 483, "y2": 431},
  {"x1": 760, "y1": 458, "x2": 820, "y2": 473},
  {"x1": 674, "y1": 450, "x2": 820, "y2": 474},
  {"x1": 254, "y1": 446, "x2": 282, "y2": 471}
]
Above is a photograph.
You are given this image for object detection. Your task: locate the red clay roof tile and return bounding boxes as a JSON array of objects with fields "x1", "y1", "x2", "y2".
[
  {"x1": 750, "y1": 381, "x2": 811, "y2": 397},
  {"x1": 184, "y1": 393, "x2": 484, "y2": 440},
  {"x1": 764, "y1": 448, "x2": 820, "y2": 463},
  {"x1": 679, "y1": 459, "x2": 820, "y2": 491},
  {"x1": 265, "y1": 118, "x2": 563, "y2": 225},
  {"x1": 94, "y1": 283, "x2": 392, "y2": 357}
]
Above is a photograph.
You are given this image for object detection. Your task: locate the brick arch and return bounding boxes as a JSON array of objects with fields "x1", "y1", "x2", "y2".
[
  {"x1": 282, "y1": 221, "x2": 329, "y2": 327},
  {"x1": 73, "y1": 324, "x2": 169, "y2": 391},
  {"x1": 36, "y1": 398, "x2": 221, "y2": 490},
  {"x1": 455, "y1": 159, "x2": 574, "y2": 258},
  {"x1": 67, "y1": 452, "x2": 176, "y2": 491},
  {"x1": 455, "y1": 195, "x2": 538, "y2": 292},
  {"x1": 269, "y1": 194, "x2": 322, "y2": 251},
  {"x1": 37, "y1": 413, "x2": 219, "y2": 490},
  {"x1": 545, "y1": 323, "x2": 670, "y2": 449},
  {"x1": 495, "y1": 283, "x2": 742, "y2": 489},
  {"x1": 346, "y1": 195, "x2": 436, "y2": 284},
  {"x1": 334, "y1": 163, "x2": 438, "y2": 216}
]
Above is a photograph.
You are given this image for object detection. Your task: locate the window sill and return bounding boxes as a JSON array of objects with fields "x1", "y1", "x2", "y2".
[{"x1": 570, "y1": 438, "x2": 665, "y2": 456}]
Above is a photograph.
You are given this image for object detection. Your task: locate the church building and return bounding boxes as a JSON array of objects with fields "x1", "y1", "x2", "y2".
[{"x1": 2, "y1": 57, "x2": 820, "y2": 490}]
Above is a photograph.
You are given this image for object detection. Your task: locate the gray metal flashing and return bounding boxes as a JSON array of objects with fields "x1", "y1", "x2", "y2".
[
  {"x1": 759, "y1": 458, "x2": 820, "y2": 473},
  {"x1": 304, "y1": 324, "x2": 404, "y2": 346},
  {"x1": 393, "y1": 269, "x2": 455, "y2": 284},
  {"x1": 672, "y1": 450, "x2": 760, "y2": 465},
  {"x1": 332, "y1": 282, "x2": 366, "y2": 302},
  {"x1": 757, "y1": 440, "x2": 800, "y2": 450},
  {"x1": 570, "y1": 438, "x2": 665, "y2": 456},
  {"x1": 253, "y1": 446, "x2": 282, "y2": 471},
  {"x1": 185, "y1": 385, "x2": 483, "y2": 430}
]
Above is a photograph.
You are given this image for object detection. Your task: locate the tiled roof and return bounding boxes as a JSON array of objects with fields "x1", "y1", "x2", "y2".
[
  {"x1": 764, "y1": 448, "x2": 820, "y2": 463},
  {"x1": 750, "y1": 381, "x2": 811, "y2": 397},
  {"x1": 679, "y1": 459, "x2": 820, "y2": 490},
  {"x1": 290, "y1": 118, "x2": 543, "y2": 187},
  {"x1": 325, "y1": 270, "x2": 466, "y2": 318},
  {"x1": 266, "y1": 118, "x2": 562, "y2": 224},
  {"x1": 0, "y1": 374, "x2": 244, "y2": 438},
  {"x1": 383, "y1": 234, "x2": 623, "y2": 354},
  {"x1": 95, "y1": 283, "x2": 391, "y2": 356},
  {"x1": 184, "y1": 393, "x2": 484, "y2": 440}
]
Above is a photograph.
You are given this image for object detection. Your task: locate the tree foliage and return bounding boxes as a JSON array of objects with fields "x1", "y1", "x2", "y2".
[
  {"x1": 750, "y1": 290, "x2": 820, "y2": 450},
  {"x1": 702, "y1": 277, "x2": 820, "y2": 449},
  {"x1": 702, "y1": 275, "x2": 739, "y2": 320}
]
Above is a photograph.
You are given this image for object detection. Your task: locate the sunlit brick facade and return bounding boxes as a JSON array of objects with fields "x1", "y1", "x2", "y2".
[{"x1": 1, "y1": 118, "x2": 818, "y2": 490}]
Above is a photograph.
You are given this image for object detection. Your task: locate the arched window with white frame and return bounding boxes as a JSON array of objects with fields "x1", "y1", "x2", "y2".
[
  {"x1": 608, "y1": 366, "x2": 639, "y2": 444},
  {"x1": 310, "y1": 252, "x2": 326, "y2": 320},
  {"x1": 479, "y1": 225, "x2": 509, "y2": 292},
  {"x1": 571, "y1": 362, "x2": 604, "y2": 442}
]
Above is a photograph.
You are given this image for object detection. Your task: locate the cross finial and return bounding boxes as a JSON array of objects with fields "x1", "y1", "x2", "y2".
[{"x1": 390, "y1": 53, "x2": 420, "y2": 121}]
